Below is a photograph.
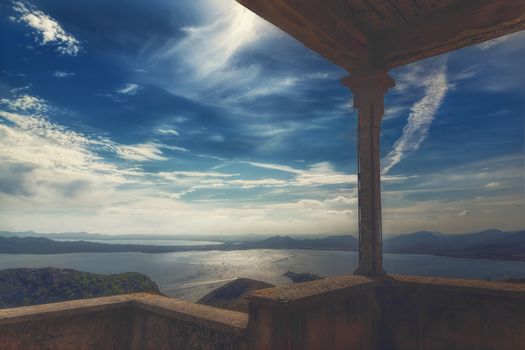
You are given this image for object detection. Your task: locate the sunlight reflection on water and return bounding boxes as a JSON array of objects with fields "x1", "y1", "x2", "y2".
[{"x1": 1, "y1": 249, "x2": 525, "y2": 301}]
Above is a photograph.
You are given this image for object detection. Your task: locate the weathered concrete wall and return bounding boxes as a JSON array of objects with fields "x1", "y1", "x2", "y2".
[
  {"x1": 246, "y1": 275, "x2": 378, "y2": 350},
  {"x1": 1, "y1": 275, "x2": 524, "y2": 349},
  {"x1": 377, "y1": 275, "x2": 525, "y2": 350},
  {"x1": 0, "y1": 295, "x2": 134, "y2": 350},
  {"x1": 131, "y1": 294, "x2": 247, "y2": 350},
  {"x1": 0, "y1": 293, "x2": 248, "y2": 350}
]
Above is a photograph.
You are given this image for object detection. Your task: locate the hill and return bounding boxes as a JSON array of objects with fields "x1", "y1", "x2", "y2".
[
  {"x1": 383, "y1": 229, "x2": 524, "y2": 260},
  {"x1": 1, "y1": 229, "x2": 524, "y2": 261},
  {"x1": 253, "y1": 235, "x2": 358, "y2": 250},
  {"x1": 197, "y1": 278, "x2": 273, "y2": 313},
  {"x1": 0, "y1": 267, "x2": 159, "y2": 308},
  {"x1": 0, "y1": 236, "x2": 224, "y2": 254}
]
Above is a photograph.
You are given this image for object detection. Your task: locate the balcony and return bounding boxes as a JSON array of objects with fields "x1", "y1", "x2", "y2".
[{"x1": 1, "y1": 274, "x2": 524, "y2": 349}]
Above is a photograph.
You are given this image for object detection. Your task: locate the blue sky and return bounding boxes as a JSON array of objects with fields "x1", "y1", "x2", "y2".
[{"x1": 0, "y1": 0, "x2": 523, "y2": 236}]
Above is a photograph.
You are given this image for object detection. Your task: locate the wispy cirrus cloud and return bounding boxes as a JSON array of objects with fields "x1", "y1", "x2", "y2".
[
  {"x1": 114, "y1": 143, "x2": 168, "y2": 162},
  {"x1": 382, "y1": 59, "x2": 449, "y2": 174},
  {"x1": 11, "y1": 0, "x2": 81, "y2": 55},
  {"x1": 163, "y1": 2, "x2": 267, "y2": 79},
  {"x1": 141, "y1": 0, "x2": 314, "y2": 107},
  {"x1": 156, "y1": 128, "x2": 179, "y2": 136},
  {"x1": 116, "y1": 83, "x2": 140, "y2": 95},
  {"x1": 53, "y1": 71, "x2": 75, "y2": 78}
]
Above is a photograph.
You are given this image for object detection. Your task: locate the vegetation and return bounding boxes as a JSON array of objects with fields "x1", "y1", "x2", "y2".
[
  {"x1": 0, "y1": 267, "x2": 159, "y2": 308},
  {"x1": 284, "y1": 271, "x2": 323, "y2": 283}
]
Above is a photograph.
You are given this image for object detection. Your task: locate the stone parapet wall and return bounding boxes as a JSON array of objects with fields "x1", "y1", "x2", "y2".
[
  {"x1": 246, "y1": 275, "x2": 378, "y2": 350},
  {"x1": 377, "y1": 275, "x2": 525, "y2": 350},
  {"x1": 0, "y1": 293, "x2": 248, "y2": 350},
  {"x1": 1, "y1": 275, "x2": 524, "y2": 349}
]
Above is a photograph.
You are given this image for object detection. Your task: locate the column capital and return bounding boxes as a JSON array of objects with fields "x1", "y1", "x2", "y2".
[{"x1": 341, "y1": 68, "x2": 395, "y2": 108}]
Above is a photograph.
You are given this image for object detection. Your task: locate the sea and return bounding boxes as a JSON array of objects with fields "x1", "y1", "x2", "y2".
[{"x1": 1, "y1": 239, "x2": 525, "y2": 302}]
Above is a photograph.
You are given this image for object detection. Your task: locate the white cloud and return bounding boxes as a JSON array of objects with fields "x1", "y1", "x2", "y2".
[
  {"x1": 0, "y1": 94, "x2": 48, "y2": 113},
  {"x1": 12, "y1": 1, "x2": 81, "y2": 55},
  {"x1": 114, "y1": 142, "x2": 189, "y2": 162},
  {"x1": 170, "y1": 2, "x2": 266, "y2": 79},
  {"x1": 229, "y1": 178, "x2": 287, "y2": 188},
  {"x1": 484, "y1": 182, "x2": 500, "y2": 189},
  {"x1": 245, "y1": 161, "x2": 303, "y2": 174},
  {"x1": 117, "y1": 83, "x2": 140, "y2": 95},
  {"x1": 161, "y1": 144, "x2": 189, "y2": 152},
  {"x1": 53, "y1": 71, "x2": 75, "y2": 78},
  {"x1": 142, "y1": 0, "x2": 293, "y2": 106},
  {"x1": 382, "y1": 59, "x2": 448, "y2": 174},
  {"x1": 209, "y1": 134, "x2": 225, "y2": 142},
  {"x1": 157, "y1": 128, "x2": 179, "y2": 136},
  {"x1": 477, "y1": 34, "x2": 514, "y2": 50},
  {"x1": 0, "y1": 95, "x2": 187, "y2": 166},
  {"x1": 457, "y1": 210, "x2": 469, "y2": 216},
  {"x1": 159, "y1": 171, "x2": 238, "y2": 180},
  {"x1": 10, "y1": 85, "x2": 32, "y2": 94},
  {"x1": 247, "y1": 161, "x2": 407, "y2": 187},
  {"x1": 294, "y1": 162, "x2": 356, "y2": 186}
]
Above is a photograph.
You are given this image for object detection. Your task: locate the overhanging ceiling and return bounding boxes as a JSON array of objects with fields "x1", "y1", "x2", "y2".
[{"x1": 236, "y1": 0, "x2": 525, "y2": 72}]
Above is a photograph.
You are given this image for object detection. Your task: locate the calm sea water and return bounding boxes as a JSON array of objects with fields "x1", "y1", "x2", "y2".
[{"x1": 1, "y1": 249, "x2": 524, "y2": 302}]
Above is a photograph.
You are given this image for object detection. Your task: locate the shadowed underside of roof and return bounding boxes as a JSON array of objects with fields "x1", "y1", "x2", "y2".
[{"x1": 236, "y1": 0, "x2": 525, "y2": 72}]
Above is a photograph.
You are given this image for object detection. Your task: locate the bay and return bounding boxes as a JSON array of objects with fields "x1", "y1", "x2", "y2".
[{"x1": 1, "y1": 249, "x2": 524, "y2": 302}]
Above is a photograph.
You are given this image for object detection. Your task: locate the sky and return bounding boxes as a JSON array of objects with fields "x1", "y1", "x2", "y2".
[{"x1": 0, "y1": 0, "x2": 524, "y2": 236}]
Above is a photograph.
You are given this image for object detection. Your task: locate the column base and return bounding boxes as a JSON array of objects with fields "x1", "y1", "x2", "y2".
[{"x1": 353, "y1": 266, "x2": 386, "y2": 277}]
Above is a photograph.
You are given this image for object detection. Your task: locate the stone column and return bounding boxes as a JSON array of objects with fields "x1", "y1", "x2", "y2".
[{"x1": 342, "y1": 69, "x2": 394, "y2": 276}]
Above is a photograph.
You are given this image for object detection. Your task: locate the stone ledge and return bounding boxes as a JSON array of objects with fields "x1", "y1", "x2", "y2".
[
  {"x1": 0, "y1": 294, "x2": 134, "y2": 325},
  {"x1": 0, "y1": 292, "x2": 248, "y2": 333},
  {"x1": 387, "y1": 274, "x2": 525, "y2": 296},
  {"x1": 132, "y1": 293, "x2": 248, "y2": 333},
  {"x1": 248, "y1": 274, "x2": 374, "y2": 306}
]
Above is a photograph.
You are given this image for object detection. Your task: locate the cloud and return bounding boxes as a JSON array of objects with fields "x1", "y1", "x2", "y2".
[
  {"x1": 484, "y1": 182, "x2": 500, "y2": 189},
  {"x1": 114, "y1": 143, "x2": 168, "y2": 161},
  {"x1": 0, "y1": 94, "x2": 49, "y2": 113},
  {"x1": 246, "y1": 161, "x2": 407, "y2": 188},
  {"x1": 12, "y1": 1, "x2": 81, "y2": 55},
  {"x1": 116, "y1": 83, "x2": 140, "y2": 95},
  {"x1": 169, "y1": 2, "x2": 267, "y2": 79},
  {"x1": 382, "y1": 59, "x2": 448, "y2": 174},
  {"x1": 245, "y1": 161, "x2": 303, "y2": 174},
  {"x1": 0, "y1": 162, "x2": 36, "y2": 196},
  {"x1": 477, "y1": 35, "x2": 514, "y2": 50},
  {"x1": 209, "y1": 134, "x2": 225, "y2": 142},
  {"x1": 457, "y1": 210, "x2": 469, "y2": 216},
  {"x1": 229, "y1": 178, "x2": 287, "y2": 188},
  {"x1": 157, "y1": 128, "x2": 179, "y2": 136},
  {"x1": 158, "y1": 171, "x2": 238, "y2": 179},
  {"x1": 53, "y1": 71, "x2": 75, "y2": 78},
  {"x1": 140, "y1": 0, "x2": 306, "y2": 108},
  {"x1": 114, "y1": 142, "x2": 189, "y2": 162}
]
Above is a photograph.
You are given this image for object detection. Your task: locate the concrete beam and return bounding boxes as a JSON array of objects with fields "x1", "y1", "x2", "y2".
[
  {"x1": 372, "y1": 0, "x2": 525, "y2": 68},
  {"x1": 235, "y1": 0, "x2": 370, "y2": 71}
]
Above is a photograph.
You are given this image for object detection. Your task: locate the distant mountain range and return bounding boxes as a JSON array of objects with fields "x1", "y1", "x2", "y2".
[
  {"x1": 383, "y1": 229, "x2": 525, "y2": 260},
  {"x1": 0, "y1": 229, "x2": 524, "y2": 261}
]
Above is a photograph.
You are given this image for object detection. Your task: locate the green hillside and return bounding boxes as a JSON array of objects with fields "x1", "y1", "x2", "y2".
[{"x1": 0, "y1": 267, "x2": 159, "y2": 308}]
